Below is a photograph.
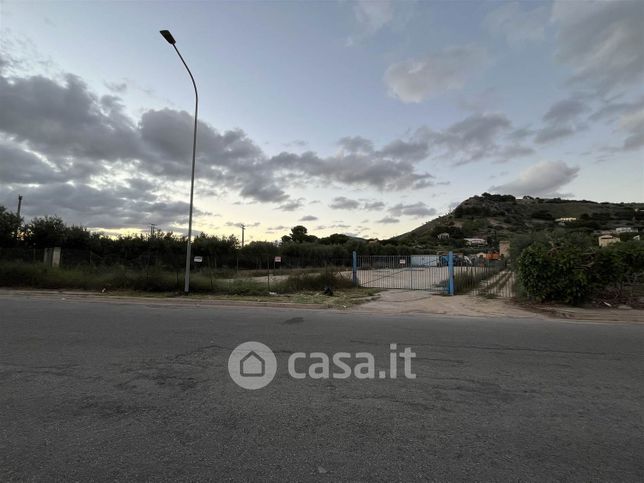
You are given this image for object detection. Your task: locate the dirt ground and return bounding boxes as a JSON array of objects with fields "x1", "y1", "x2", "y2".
[{"x1": 352, "y1": 289, "x2": 644, "y2": 323}]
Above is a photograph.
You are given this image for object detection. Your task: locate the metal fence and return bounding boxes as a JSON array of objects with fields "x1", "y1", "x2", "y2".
[
  {"x1": 454, "y1": 260, "x2": 517, "y2": 298},
  {"x1": 352, "y1": 253, "x2": 517, "y2": 298},
  {"x1": 0, "y1": 247, "x2": 352, "y2": 272},
  {"x1": 353, "y1": 254, "x2": 451, "y2": 293}
]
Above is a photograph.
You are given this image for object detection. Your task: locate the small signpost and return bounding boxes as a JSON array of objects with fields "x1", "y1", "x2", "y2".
[
  {"x1": 193, "y1": 256, "x2": 203, "y2": 263},
  {"x1": 274, "y1": 256, "x2": 281, "y2": 263},
  {"x1": 399, "y1": 259, "x2": 406, "y2": 265}
]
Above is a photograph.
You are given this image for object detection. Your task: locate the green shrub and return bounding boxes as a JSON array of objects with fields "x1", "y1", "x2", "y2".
[
  {"x1": 517, "y1": 239, "x2": 644, "y2": 304},
  {"x1": 517, "y1": 243, "x2": 592, "y2": 304}
]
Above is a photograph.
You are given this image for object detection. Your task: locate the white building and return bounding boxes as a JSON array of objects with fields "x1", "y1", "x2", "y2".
[
  {"x1": 598, "y1": 235, "x2": 620, "y2": 247},
  {"x1": 464, "y1": 238, "x2": 486, "y2": 246},
  {"x1": 615, "y1": 227, "x2": 637, "y2": 234}
]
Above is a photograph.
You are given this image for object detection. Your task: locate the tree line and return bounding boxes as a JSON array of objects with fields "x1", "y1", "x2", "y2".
[{"x1": 0, "y1": 206, "x2": 424, "y2": 269}]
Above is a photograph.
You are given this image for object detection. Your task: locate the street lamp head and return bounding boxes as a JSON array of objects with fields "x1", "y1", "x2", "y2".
[{"x1": 160, "y1": 30, "x2": 176, "y2": 45}]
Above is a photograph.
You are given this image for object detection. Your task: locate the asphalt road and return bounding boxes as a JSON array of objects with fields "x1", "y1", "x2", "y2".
[{"x1": 1, "y1": 293, "x2": 643, "y2": 481}]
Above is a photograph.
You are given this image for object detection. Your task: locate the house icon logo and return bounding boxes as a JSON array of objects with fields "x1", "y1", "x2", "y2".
[
  {"x1": 228, "y1": 341, "x2": 277, "y2": 390},
  {"x1": 240, "y1": 351, "x2": 265, "y2": 377}
]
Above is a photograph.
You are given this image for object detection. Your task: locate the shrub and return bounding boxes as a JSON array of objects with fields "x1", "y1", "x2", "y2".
[
  {"x1": 517, "y1": 239, "x2": 644, "y2": 304},
  {"x1": 517, "y1": 243, "x2": 593, "y2": 304},
  {"x1": 276, "y1": 272, "x2": 354, "y2": 293}
]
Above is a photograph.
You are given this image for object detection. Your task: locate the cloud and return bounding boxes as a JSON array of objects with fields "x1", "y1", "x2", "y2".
[
  {"x1": 353, "y1": 0, "x2": 394, "y2": 33},
  {"x1": 0, "y1": 72, "x2": 142, "y2": 179},
  {"x1": 496, "y1": 144, "x2": 535, "y2": 160},
  {"x1": 484, "y1": 1, "x2": 550, "y2": 44},
  {"x1": 347, "y1": 0, "x2": 414, "y2": 44},
  {"x1": 0, "y1": 142, "x2": 65, "y2": 184},
  {"x1": 338, "y1": 136, "x2": 374, "y2": 153},
  {"x1": 329, "y1": 196, "x2": 360, "y2": 210},
  {"x1": 225, "y1": 221, "x2": 260, "y2": 228},
  {"x1": 620, "y1": 105, "x2": 644, "y2": 151},
  {"x1": 315, "y1": 223, "x2": 350, "y2": 230},
  {"x1": 589, "y1": 96, "x2": 644, "y2": 123},
  {"x1": 384, "y1": 45, "x2": 488, "y2": 103},
  {"x1": 388, "y1": 202, "x2": 436, "y2": 218},
  {"x1": 0, "y1": 181, "x2": 195, "y2": 230},
  {"x1": 422, "y1": 113, "x2": 528, "y2": 164},
  {"x1": 587, "y1": 96, "x2": 644, "y2": 151},
  {"x1": 352, "y1": 0, "x2": 394, "y2": 35},
  {"x1": 534, "y1": 125, "x2": 575, "y2": 144},
  {"x1": 552, "y1": 0, "x2": 644, "y2": 93},
  {"x1": 489, "y1": 160, "x2": 579, "y2": 197},
  {"x1": 362, "y1": 200, "x2": 386, "y2": 211},
  {"x1": 270, "y1": 148, "x2": 434, "y2": 191},
  {"x1": 283, "y1": 139, "x2": 308, "y2": 148},
  {"x1": 543, "y1": 99, "x2": 589, "y2": 124},
  {"x1": 534, "y1": 97, "x2": 589, "y2": 144},
  {"x1": 277, "y1": 198, "x2": 305, "y2": 211},
  {"x1": 299, "y1": 215, "x2": 318, "y2": 221},
  {"x1": 104, "y1": 81, "x2": 127, "y2": 93},
  {"x1": 0, "y1": 60, "x2": 441, "y2": 218},
  {"x1": 376, "y1": 216, "x2": 399, "y2": 224}
]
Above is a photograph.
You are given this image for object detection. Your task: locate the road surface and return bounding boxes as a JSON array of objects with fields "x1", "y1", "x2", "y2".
[{"x1": 1, "y1": 292, "x2": 643, "y2": 481}]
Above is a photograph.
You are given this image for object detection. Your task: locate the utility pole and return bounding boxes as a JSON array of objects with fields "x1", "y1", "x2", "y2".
[
  {"x1": 241, "y1": 224, "x2": 245, "y2": 248},
  {"x1": 15, "y1": 195, "x2": 22, "y2": 240},
  {"x1": 150, "y1": 223, "x2": 157, "y2": 238}
]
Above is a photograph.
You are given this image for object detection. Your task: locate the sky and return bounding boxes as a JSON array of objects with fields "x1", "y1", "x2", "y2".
[{"x1": 0, "y1": 0, "x2": 643, "y2": 242}]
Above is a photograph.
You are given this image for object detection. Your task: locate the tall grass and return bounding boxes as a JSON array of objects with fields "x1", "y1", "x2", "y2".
[{"x1": 0, "y1": 261, "x2": 354, "y2": 295}]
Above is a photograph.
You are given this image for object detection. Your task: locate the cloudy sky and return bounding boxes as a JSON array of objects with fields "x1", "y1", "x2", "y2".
[{"x1": 0, "y1": 1, "x2": 642, "y2": 241}]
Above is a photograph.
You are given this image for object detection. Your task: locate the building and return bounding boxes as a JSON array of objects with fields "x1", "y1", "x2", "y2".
[
  {"x1": 555, "y1": 217, "x2": 577, "y2": 223},
  {"x1": 464, "y1": 238, "x2": 486, "y2": 246},
  {"x1": 615, "y1": 227, "x2": 637, "y2": 234},
  {"x1": 437, "y1": 232, "x2": 450, "y2": 240},
  {"x1": 499, "y1": 240, "x2": 510, "y2": 258},
  {"x1": 598, "y1": 235, "x2": 620, "y2": 247}
]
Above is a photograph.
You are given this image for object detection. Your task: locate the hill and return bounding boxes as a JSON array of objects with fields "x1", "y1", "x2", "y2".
[{"x1": 394, "y1": 193, "x2": 644, "y2": 248}]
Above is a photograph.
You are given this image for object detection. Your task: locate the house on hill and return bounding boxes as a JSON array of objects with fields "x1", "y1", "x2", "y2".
[
  {"x1": 615, "y1": 227, "x2": 637, "y2": 234},
  {"x1": 598, "y1": 235, "x2": 620, "y2": 247},
  {"x1": 464, "y1": 237, "x2": 486, "y2": 246}
]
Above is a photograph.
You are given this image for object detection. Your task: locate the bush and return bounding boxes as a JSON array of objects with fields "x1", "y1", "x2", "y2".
[
  {"x1": 517, "y1": 243, "x2": 592, "y2": 304},
  {"x1": 276, "y1": 272, "x2": 354, "y2": 293},
  {"x1": 517, "y1": 240, "x2": 644, "y2": 304}
]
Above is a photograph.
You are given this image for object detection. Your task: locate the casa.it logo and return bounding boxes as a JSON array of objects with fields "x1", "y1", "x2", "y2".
[
  {"x1": 228, "y1": 341, "x2": 416, "y2": 390},
  {"x1": 228, "y1": 341, "x2": 278, "y2": 390}
]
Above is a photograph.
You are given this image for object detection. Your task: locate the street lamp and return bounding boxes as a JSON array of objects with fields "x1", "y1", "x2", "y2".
[{"x1": 159, "y1": 29, "x2": 199, "y2": 294}]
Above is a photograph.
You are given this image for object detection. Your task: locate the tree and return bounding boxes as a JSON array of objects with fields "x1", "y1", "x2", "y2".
[
  {"x1": 0, "y1": 205, "x2": 21, "y2": 247},
  {"x1": 64, "y1": 225, "x2": 91, "y2": 249},
  {"x1": 289, "y1": 225, "x2": 316, "y2": 243},
  {"x1": 319, "y1": 233, "x2": 350, "y2": 245},
  {"x1": 25, "y1": 216, "x2": 67, "y2": 248}
]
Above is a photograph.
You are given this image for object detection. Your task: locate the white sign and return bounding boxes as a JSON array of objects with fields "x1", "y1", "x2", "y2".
[
  {"x1": 399, "y1": 259, "x2": 406, "y2": 265},
  {"x1": 193, "y1": 256, "x2": 203, "y2": 263},
  {"x1": 274, "y1": 256, "x2": 282, "y2": 263}
]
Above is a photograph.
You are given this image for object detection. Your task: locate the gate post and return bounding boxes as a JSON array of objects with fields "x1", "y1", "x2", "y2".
[
  {"x1": 352, "y1": 251, "x2": 358, "y2": 286},
  {"x1": 448, "y1": 251, "x2": 455, "y2": 295}
]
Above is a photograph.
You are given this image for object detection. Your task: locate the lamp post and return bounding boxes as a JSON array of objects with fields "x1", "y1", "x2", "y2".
[{"x1": 160, "y1": 29, "x2": 198, "y2": 294}]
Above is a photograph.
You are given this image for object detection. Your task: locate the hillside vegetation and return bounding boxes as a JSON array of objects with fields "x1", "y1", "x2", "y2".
[{"x1": 395, "y1": 193, "x2": 644, "y2": 248}]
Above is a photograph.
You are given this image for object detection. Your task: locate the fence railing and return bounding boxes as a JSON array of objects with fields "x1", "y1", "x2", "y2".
[
  {"x1": 453, "y1": 260, "x2": 517, "y2": 298},
  {"x1": 353, "y1": 253, "x2": 453, "y2": 293},
  {"x1": 0, "y1": 247, "x2": 352, "y2": 273}
]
